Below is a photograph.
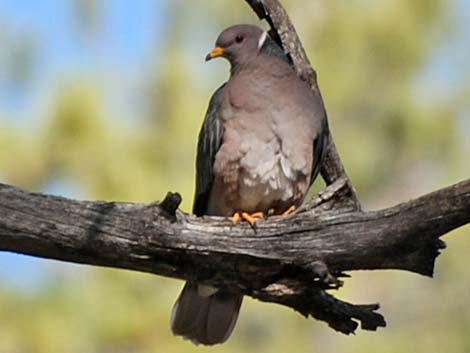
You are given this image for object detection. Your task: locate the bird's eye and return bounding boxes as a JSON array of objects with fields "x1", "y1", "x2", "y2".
[{"x1": 235, "y1": 35, "x2": 244, "y2": 43}]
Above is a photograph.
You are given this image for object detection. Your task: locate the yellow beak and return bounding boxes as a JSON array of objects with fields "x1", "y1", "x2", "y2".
[{"x1": 205, "y1": 46, "x2": 225, "y2": 61}]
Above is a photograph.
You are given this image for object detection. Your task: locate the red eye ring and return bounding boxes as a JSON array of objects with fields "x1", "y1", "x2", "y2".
[{"x1": 235, "y1": 35, "x2": 244, "y2": 43}]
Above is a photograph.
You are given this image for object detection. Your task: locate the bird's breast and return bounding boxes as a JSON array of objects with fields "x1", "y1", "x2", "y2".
[
  {"x1": 209, "y1": 123, "x2": 309, "y2": 216},
  {"x1": 237, "y1": 149, "x2": 299, "y2": 213}
]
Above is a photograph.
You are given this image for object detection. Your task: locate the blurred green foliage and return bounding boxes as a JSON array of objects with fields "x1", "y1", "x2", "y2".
[{"x1": 0, "y1": 1, "x2": 469, "y2": 353}]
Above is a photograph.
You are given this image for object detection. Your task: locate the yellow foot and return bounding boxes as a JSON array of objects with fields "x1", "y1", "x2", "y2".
[
  {"x1": 231, "y1": 212, "x2": 241, "y2": 224},
  {"x1": 282, "y1": 205, "x2": 296, "y2": 216},
  {"x1": 242, "y1": 211, "x2": 264, "y2": 227},
  {"x1": 231, "y1": 211, "x2": 264, "y2": 227}
]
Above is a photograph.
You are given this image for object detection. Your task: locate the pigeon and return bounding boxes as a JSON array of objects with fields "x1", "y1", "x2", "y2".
[{"x1": 171, "y1": 24, "x2": 329, "y2": 345}]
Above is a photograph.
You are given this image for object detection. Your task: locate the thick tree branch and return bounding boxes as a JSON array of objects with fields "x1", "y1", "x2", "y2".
[{"x1": 1, "y1": 179, "x2": 469, "y2": 333}]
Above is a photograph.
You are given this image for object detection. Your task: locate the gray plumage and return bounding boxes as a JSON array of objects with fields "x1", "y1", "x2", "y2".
[
  {"x1": 171, "y1": 283, "x2": 242, "y2": 345},
  {"x1": 171, "y1": 24, "x2": 328, "y2": 345}
]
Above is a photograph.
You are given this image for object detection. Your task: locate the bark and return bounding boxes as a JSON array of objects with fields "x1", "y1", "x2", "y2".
[{"x1": 1, "y1": 179, "x2": 469, "y2": 333}]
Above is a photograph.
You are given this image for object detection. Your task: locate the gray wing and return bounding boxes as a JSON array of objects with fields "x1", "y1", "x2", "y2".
[
  {"x1": 193, "y1": 83, "x2": 226, "y2": 216},
  {"x1": 310, "y1": 101, "x2": 330, "y2": 187}
]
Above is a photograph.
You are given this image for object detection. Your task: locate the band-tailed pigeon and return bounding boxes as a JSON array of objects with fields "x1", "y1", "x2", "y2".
[{"x1": 171, "y1": 24, "x2": 329, "y2": 345}]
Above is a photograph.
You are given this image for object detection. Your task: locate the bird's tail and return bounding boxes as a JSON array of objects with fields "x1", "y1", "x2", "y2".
[{"x1": 170, "y1": 281, "x2": 243, "y2": 345}]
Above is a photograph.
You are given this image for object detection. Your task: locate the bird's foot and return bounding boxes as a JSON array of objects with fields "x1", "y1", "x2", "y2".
[
  {"x1": 231, "y1": 211, "x2": 264, "y2": 227},
  {"x1": 282, "y1": 205, "x2": 296, "y2": 216}
]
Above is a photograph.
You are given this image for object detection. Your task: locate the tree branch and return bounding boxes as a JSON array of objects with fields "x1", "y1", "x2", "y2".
[
  {"x1": 245, "y1": 0, "x2": 360, "y2": 209},
  {"x1": 1, "y1": 179, "x2": 469, "y2": 333}
]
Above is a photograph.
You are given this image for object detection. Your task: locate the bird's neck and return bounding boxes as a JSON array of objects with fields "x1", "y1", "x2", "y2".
[
  {"x1": 230, "y1": 63, "x2": 244, "y2": 77},
  {"x1": 230, "y1": 54, "x2": 292, "y2": 80},
  {"x1": 229, "y1": 54, "x2": 261, "y2": 77},
  {"x1": 229, "y1": 62, "x2": 246, "y2": 77}
]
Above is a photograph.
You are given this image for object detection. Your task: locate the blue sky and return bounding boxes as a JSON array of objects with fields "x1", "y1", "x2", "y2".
[
  {"x1": 416, "y1": 0, "x2": 470, "y2": 99},
  {"x1": 0, "y1": 0, "x2": 168, "y2": 70},
  {"x1": 0, "y1": 0, "x2": 468, "y2": 291},
  {"x1": 0, "y1": 0, "x2": 170, "y2": 122}
]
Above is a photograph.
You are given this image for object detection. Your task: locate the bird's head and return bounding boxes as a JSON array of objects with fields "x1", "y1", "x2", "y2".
[{"x1": 205, "y1": 24, "x2": 268, "y2": 66}]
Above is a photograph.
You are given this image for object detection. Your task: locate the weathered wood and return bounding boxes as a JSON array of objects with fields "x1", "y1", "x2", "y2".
[{"x1": 1, "y1": 179, "x2": 469, "y2": 333}]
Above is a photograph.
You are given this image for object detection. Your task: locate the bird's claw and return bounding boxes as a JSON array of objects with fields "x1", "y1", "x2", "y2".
[
  {"x1": 282, "y1": 205, "x2": 296, "y2": 216},
  {"x1": 231, "y1": 211, "x2": 264, "y2": 227},
  {"x1": 231, "y1": 212, "x2": 241, "y2": 224}
]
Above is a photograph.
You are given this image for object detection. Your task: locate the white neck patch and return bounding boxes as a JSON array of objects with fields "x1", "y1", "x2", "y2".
[{"x1": 258, "y1": 31, "x2": 268, "y2": 50}]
